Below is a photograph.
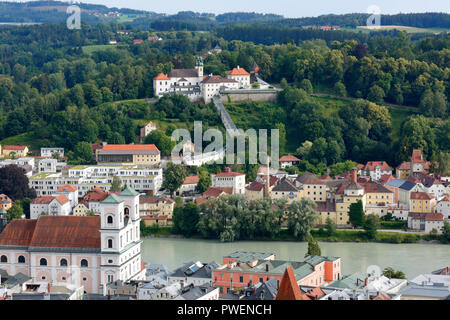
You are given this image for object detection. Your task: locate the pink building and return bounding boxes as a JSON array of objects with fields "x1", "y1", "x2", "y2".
[
  {"x1": 0, "y1": 187, "x2": 145, "y2": 294},
  {"x1": 212, "y1": 252, "x2": 341, "y2": 296}
]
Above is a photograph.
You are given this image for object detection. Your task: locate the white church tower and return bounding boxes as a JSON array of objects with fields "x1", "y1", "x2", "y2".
[
  {"x1": 99, "y1": 187, "x2": 144, "y2": 292},
  {"x1": 195, "y1": 56, "x2": 204, "y2": 80}
]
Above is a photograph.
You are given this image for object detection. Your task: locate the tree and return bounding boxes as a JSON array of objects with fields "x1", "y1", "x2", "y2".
[
  {"x1": 305, "y1": 235, "x2": 321, "y2": 257},
  {"x1": 144, "y1": 130, "x2": 176, "y2": 156},
  {"x1": 7, "y1": 202, "x2": 23, "y2": 222},
  {"x1": 296, "y1": 141, "x2": 312, "y2": 158},
  {"x1": 364, "y1": 214, "x2": 380, "y2": 240},
  {"x1": 110, "y1": 176, "x2": 123, "y2": 192},
  {"x1": 383, "y1": 267, "x2": 406, "y2": 279},
  {"x1": 0, "y1": 165, "x2": 36, "y2": 200},
  {"x1": 286, "y1": 198, "x2": 318, "y2": 240},
  {"x1": 367, "y1": 85, "x2": 385, "y2": 105},
  {"x1": 325, "y1": 217, "x2": 336, "y2": 236},
  {"x1": 72, "y1": 141, "x2": 93, "y2": 164},
  {"x1": 299, "y1": 79, "x2": 313, "y2": 94},
  {"x1": 348, "y1": 200, "x2": 365, "y2": 227},
  {"x1": 163, "y1": 162, "x2": 187, "y2": 196},
  {"x1": 196, "y1": 168, "x2": 211, "y2": 193},
  {"x1": 333, "y1": 81, "x2": 347, "y2": 96},
  {"x1": 441, "y1": 220, "x2": 450, "y2": 243}
]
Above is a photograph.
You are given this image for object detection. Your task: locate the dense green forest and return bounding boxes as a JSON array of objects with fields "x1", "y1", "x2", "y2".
[{"x1": 0, "y1": 13, "x2": 448, "y2": 167}]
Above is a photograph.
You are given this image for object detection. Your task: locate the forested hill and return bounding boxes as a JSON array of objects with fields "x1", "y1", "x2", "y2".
[{"x1": 0, "y1": 1, "x2": 449, "y2": 30}]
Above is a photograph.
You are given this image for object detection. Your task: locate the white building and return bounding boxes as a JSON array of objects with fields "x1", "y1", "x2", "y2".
[
  {"x1": 30, "y1": 194, "x2": 71, "y2": 219},
  {"x1": 362, "y1": 161, "x2": 392, "y2": 181},
  {"x1": 168, "y1": 261, "x2": 218, "y2": 287},
  {"x1": 408, "y1": 212, "x2": 444, "y2": 233},
  {"x1": 41, "y1": 148, "x2": 64, "y2": 158},
  {"x1": 227, "y1": 66, "x2": 251, "y2": 88},
  {"x1": 38, "y1": 158, "x2": 58, "y2": 173},
  {"x1": 29, "y1": 165, "x2": 163, "y2": 198},
  {"x1": 140, "y1": 121, "x2": 157, "y2": 139},
  {"x1": 435, "y1": 195, "x2": 450, "y2": 220},
  {"x1": 211, "y1": 167, "x2": 246, "y2": 195}
]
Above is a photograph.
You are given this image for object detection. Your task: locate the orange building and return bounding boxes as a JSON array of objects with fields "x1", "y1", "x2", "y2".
[{"x1": 212, "y1": 252, "x2": 341, "y2": 296}]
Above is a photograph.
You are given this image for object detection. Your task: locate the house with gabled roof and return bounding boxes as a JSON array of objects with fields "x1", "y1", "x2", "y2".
[
  {"x1": 270, "y1": 178, "x2": 301, "y2": 203},
  {"x1": 362, "y1": 161, "x2": 392, "y2": 181}
]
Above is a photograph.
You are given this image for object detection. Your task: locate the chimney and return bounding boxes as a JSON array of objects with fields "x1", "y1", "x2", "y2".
[
  {"x1": 224, "y1": 167, "x2": 231, "y2": 173},
  {"x1": 351, "y1": 168, "x2": 357, "y2": 183},
  {"x1": 364, "y1": 278, "x2": 368, "y2": 286},
  {"x1": 265, "y1": 264, "x2": 269, "y2": 272},
  {"x1": 47, "y1": 282, "x2": 51, "y2": 293}
]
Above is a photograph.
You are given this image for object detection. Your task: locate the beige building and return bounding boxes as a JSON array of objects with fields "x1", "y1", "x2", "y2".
[
  {"x1": 410, "y1": 192, "x2": 436, "y2": 213},
  {"x1": 73, "y1": 203, "x2": 89, "y2": 216},
  {"x1": 362, "y1": 182, "x2": 394, "y2": 217},
  {"x1": 2, "y1": 145, "x2": 29, "y2": 158},
  {"x1": 96, "y1": 144, "x2": 160, "y2": 165},
  {"x1": 139, "y1": 196, "x2": 175, "y2": 220},
  {"x1": 270, "y1": 178, "x2": 301, "y2": 204}
]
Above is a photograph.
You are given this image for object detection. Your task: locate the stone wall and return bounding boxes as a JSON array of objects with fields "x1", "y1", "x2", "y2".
[{"x1": 219, "y1": 90, "x2": 278, "y2": 103}]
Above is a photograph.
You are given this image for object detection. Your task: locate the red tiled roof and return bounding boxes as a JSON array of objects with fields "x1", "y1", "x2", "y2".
[
  {"x1": 215, "y1": 167, "x2": 245, "y2": 177},
  {"x1": 57, "y1": 184, "x2": 77, "y2": 192},
  {"x1": 440, "y1": 195, "x2": 450, "y2": 202},
  {"x1": 183, "y1": 175, "x2": 199, "y2": 185},
  {"x1": 195, "y1": 197, "x2": 208, "y2": 205},
  {"x1": 140, "y1": 196, "x2": 174, "y2": 204},
  {"x1": 54, "y1": 194, "x2": 70, "y2": 205},
  {"x1": 29, "y1": 216, "x2": 100, "y2": 249},
  {"x1": 412, "y1": 149, "x2": 424, "y2": 163},
  {"x1": 203, "y1": 187, "x2": 233, "y2": 198},
  {"x1": 305, "y1": 287, "x2": 326, "y2": 300},
  {"x1": 0, "y1": 219, "x2": 37, "y2": 246},
  {"x1": 32, "y1": 197, "x2": 54, "y2": 205},
  {"x1": 363, "y1": 161, "x2": 392, "y2": 172},
  {"x1": 82, "y1": 187, "x2": 109, "y2": 203},
  {"x1": 154, "y1": 73, "x2": 170, "y2": 80},
  {"x1": 246, "y1": 181, "x2": 264, "y2": 192},
  {"x1": 410, "y1": 192, "x2": 434, "y2": 200},
  {"x1": 228, "y1": 67, "x2": 250, "y2": 76},
  {"x1": 275, "y1": 266, "x2": 310, "y2": 300},
  {"x1": 425, "y1": 213, "x2": 443, "y2": 221},
  {"x1": 303, "y1": 176, "x2": 327, "y2": 185},
  {"x1": 379, "y1": 174, "x2": 394, "y2": 185},
  {"x1": 3, "y1": 145, "x2": 26, "y2": 150},
  {"x1": 101, "y1": 144, "x2": 159, "y2": 152},
  {"x1": 397, "y1": 162, "x2": 411, "y2": 170},
  {"x1": 0, "y1": 216, "x2": 101, "y2": 249},
  {"x1": 279, "y1": 154, "x2": 301, "y2": 162},
  {"x1": 374, "y1": 292, "x2": 391, "y2": 300},
  {"x1": 361, "y1": 181, "x2": 393, "y2": 194}
]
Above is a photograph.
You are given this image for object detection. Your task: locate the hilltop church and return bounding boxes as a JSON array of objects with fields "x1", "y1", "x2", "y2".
[{"x1": 153, "y1": 56, "x2": 253, "y2": 103}]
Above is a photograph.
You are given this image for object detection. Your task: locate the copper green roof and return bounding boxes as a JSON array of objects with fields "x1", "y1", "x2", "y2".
[
  {"x1": 0, "y1": 207, "x2": 7, "y2": 214},
  {"x1": 119, "y1": 186, "x2": 139, "y2": 197},
  {"x1": 102, "y1": 194, "x2": 123, "y2": 204}
]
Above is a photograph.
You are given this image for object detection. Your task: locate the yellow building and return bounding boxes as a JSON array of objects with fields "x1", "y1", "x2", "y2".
[
  {"x1": 270, "y1": 178, "x2": 301, "y2": 204},
  {"x1": 362, "y1": 182, "x2": 394, "y2": 217},
  {"x1": 2, "y1": 145, "x2": 29, "y2": 157},
  {"x1": 72, "y1": 203, "x2": 89, "y2": 216},
  {"x1": 299, "y1": 176, "x2": 328, "y2": 202},
  {"x1": 409, "y1": 192, "x2": 436, "y2": 213},
  {"x1": 97, "y1": 144, "x2": 160, "y2": 165},
  {"x1": 139, "y1": 196, "x2": 175, "y2": 220}
]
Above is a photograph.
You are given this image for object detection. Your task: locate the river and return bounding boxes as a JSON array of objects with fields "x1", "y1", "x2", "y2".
[{"x1": 141, "y1": 238, "x2": 450, "y2": 279}]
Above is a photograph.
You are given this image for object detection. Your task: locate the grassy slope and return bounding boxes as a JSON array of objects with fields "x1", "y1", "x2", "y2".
[{"x1": 225, "y1": 94, "x2": 417, "y2": 154}]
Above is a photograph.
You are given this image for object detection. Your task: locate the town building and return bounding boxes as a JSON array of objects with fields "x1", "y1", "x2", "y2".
[
  {"x1": 139, "y1": 121, "x2": 157, "y2": 141},
  {"x1": 409, "y1": 192, "x2": 436, "y2": 213},
  {"x1": 399, "y1": 283, "x2": 450, "y2": 300},
  {"x1": 435, "y1": 194, "x2": 450, "y2": 220},
  {"x1": 361, "y1": 182, "x2": 394, "y2": 217},
  {"x1": 211, "y1": 167, "x2": 246, "y2": 195},
  {"x1": 174, "y1": 284, "x2": 220, "y2": 300},
  {"x1": 245, "y1": 176, "x2": 278, "y2": 201},
  {"x1": 139, "y1": 196, "x2": 175, "y2": 225},
  {"x1": 279, "y1": 154, "x2": 301, "y2": 169},
  {"x1": 0, "y1": 187, "x2": 145, "y2": 294},
  {"x1": 212, "y1": 251, "x2": 341, "y2": 296},
  {"x1": 407, "y1": 212, "x2": 444, "y2": 233},
  {"x1": 2, "y1": 146, "x2": 29, "y2": 158},
  {"x1": 30, "y1": 194, "x2": 71, "y2": 219},
  {"x1": 270, "y1": 178, "x2": 301, "y2": 203},
  {"x1": 396, "y1": 149, "x2": 433, "y2": 179},
  {"x1": 168, "y1": 261, "x2": 219, "y2": 287},
  {"x1": 226, "y1": 66, "x2": 250, "y2": 88},
  {"x1": 29, "y1": 165, "x2": 163, "y2": 198},
  {"x1": 96, "y1": 144, "x2": 160, "y2": 166},
  {"x1": 362, "y1": 161, "x2": 392, "y2": 181},
  {"x1": 40, "y1": 148, "x2": 64, "y2": 158},
  {"x1": 176, "y1": 175, "x2": 199, "y2": 196}
]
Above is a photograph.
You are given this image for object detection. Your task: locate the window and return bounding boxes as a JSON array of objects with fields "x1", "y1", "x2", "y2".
[
  {"x1": 81, "y1": 259, "x2": 88, "y2": 268},
  {"x1": 60, "y1": 259, "x2": 68, "y2": 267},
  {"x1": 18, "y1": 255, "x2": 25, "y2": 264},
  {"x1": 108, "y1": 239, "x2": 113, "y2": 248},
  {"x1": 107, "y1": 216, "x2": 113, "y2": 224},
  {"x1": 62, "y1": 277, "x2": 66, "y2": 281},
  {"x1": 1, "y1": 255, "x2": 7, "y2": 263},
  {"x1": 40, "y1": 258, "x2": 47, "y2": 266}
]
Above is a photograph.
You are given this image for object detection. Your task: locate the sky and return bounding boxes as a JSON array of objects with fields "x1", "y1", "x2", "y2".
[{"x1": 8, "y1": 0, "x2": 450, "y2": 18}]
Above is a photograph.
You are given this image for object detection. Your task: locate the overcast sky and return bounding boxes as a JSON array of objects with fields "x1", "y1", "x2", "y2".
[{"x1": 9, "y1": 0, "x2": 450, "y2": 18}]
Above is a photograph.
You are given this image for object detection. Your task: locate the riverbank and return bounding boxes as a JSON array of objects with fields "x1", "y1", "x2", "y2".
[{"x1": 141, "y1": 226, "x2": 449, "y2": 245}]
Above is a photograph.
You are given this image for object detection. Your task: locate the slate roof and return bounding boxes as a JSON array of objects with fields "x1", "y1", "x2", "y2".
[
  {"x1": 399, "y1": 181, "x2": 417, "y2": 191},
  {"x1": 361, "y1": 182, "x2": 393, "y2": 193},
  {"x1": 271, "y1": 178, "x2": 298, "y2": 192},
  {"x1": 170, "y1": 261, "x2": 219, "y2": 279},
  {"x1": 385, "y1": 179, "x2": 406, "y2": 188},
  {"x1": 168, "y1": 69, "x2": 198, "y2": 78},
  {"x1": 400, "y1": 284, "x2": 450, "y2": 299}
]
